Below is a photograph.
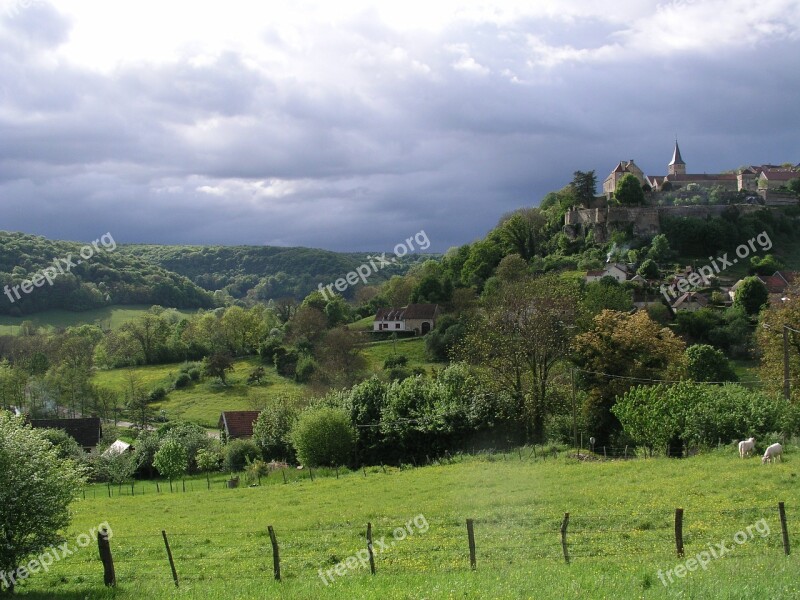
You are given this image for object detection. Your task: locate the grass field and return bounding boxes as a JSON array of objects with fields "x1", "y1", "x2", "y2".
[
  {"x1": 93, "y1": 357, "x2": 307, "y2": 428},
  {"x1": 11, "y1": 448, "x2": 800, "y2": 599},
  {"x1": 92, "y1": 339, "x2": 437, "y2": 428},
  {"x1": 0, "y1": 305, "x2": 197, "y2": 335},
  {"x1": 361, "y1": 337, "x2": 435, "y2": 373}
]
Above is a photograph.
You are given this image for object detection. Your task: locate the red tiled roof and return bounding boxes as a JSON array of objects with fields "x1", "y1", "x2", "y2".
[
  {"x1": 218, "y1": 411, "x2": 260, "y2": 439},
  {"x1": 667, "y1": 173, "x2": 737, "y2": 181},
  {"x1": 761, "y1": 170, "x2": 799, "y2": 181},
  {"x1": 759, "y1": 275, "x2": 789, "y2": 294}
]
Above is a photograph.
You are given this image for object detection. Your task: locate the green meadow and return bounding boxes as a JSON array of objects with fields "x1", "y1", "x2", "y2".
[
  {"x1": 93, "y1": 357, "x2": 307, "y2": 428},
  {"x1": 92, "y1": 339, "x2": 437, "y2": 428},
  {"x1": 11, "y1": 449, "x2": 800, "y2": 599},
  {"x1": 0, "y1": 305, "x2": 197, "y2": 335}
]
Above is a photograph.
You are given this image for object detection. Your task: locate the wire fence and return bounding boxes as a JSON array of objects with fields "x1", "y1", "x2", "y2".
[{"x1": 42, "y1": 502, "x2": 797, "y2": 590}]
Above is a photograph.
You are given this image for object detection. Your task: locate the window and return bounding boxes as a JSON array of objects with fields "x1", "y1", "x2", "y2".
[{"x1": 395, "y1": 324, "x2": 400, "y2": 329}]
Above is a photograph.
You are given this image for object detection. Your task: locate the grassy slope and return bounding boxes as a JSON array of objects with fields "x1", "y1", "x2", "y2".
[
  {"x1": 93, "y1": 357, "x2": 307, "y2": 427},
  {"x1": 0, "y1": 305, "x2": 197, "y2": 336},
  {"x1": 93, "y1": 339, "x2": 438, "y2": 427},
  {"x1": 14, "y1": 450, "x2": 800, "y2": 599}
]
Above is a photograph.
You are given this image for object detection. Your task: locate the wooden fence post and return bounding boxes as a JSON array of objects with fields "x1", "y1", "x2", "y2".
[
  {"x1": 778, "y1": 502, "x2": 791, "y2": 555},
  {"x1": 268, "y1": 525, "x2": 281, "y2": 581},
  {"x1": 466, "y1": 519, "x2": 477, "y2": 570},
  {"x1": 282, "y1": 469, "x2": 287, "y2": 484},
  {"x1": 674, "y1": 508, "x2": 684, "y2": 558},
  {"x1": 161, "y1": 530, "x2": 179, "y2": 588},
  {"x1": 97, "y1": 526, "x2": 116, "y2": 587},
  {"x1": 366, "y1": 523, "x2": 376, "y2": 575},
  {"x1": 560, "y1": 513, "x2": 570, "y2": 564}
]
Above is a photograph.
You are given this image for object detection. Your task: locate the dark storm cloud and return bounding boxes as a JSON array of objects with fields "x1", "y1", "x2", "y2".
[{"x1": 0, "y1": 2, "x2": 798, "y2": 252}]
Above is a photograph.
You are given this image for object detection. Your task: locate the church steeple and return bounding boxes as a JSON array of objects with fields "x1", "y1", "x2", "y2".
[{"x1": 668, "y1": 139, "x2": 686, "y2": 176}]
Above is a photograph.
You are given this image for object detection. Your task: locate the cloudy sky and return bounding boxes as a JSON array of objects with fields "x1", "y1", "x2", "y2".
[{"x1": 1, "y1": 0, "x2": 799, "y2": 252}]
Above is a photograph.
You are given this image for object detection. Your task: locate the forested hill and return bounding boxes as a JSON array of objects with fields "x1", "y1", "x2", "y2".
[
  {"x1": 0, "y1": 232, "x2": 214, "y2": 316},
  {"x1": 119, "y1": 244, "x2": 427, "y2": 301}
]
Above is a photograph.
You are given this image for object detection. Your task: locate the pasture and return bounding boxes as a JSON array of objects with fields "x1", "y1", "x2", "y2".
[
  {"x1": 0, "y1": 305, "x2": 197, "y2": 335},
  {"x1": 11, "y1": 448, "x2": 800, "y2": 599},
  {"x1": 92, "y1": 339, "x2": 436, "y2": 428}
]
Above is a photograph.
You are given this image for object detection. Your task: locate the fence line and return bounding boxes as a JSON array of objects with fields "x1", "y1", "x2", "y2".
[{"x1": 59, "y1": 501, "x2": 795, "y2": 592}]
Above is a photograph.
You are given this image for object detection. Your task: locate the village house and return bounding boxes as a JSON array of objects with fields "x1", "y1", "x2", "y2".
[
  {"x1": 584, "y1": 263, "x2": 629, "y2": 284},
  {"x1": 218, "y1": 411, "x2": 260, "y2": 441},
  {"x1": 373, "y1": 303, "x2": 439, "y2": 335}
]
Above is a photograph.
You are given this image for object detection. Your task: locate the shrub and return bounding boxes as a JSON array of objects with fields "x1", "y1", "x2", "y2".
[
  {"x1": 273, "y1": 347, "x2": 299, "y2": 377},
  {"x1": 149, "y1": 386, "x2": 168, "y2": 402},
  {"x1": 295, "y1": 355, "x2": 317, "y2": 383},
  {"x1": 223, "y1": 438, "x2": 261, "y2": 473},
  {"x1": 259, "y1": 338, "x2": 282, "y2": 364},
  {"x1": 174, "y1": 372, "x2": 192, "y2": 389},
  {"x1": 37, "y1": 428, "x2": 84, "y2": 461},
  {"x1": 187, "y1": 367, "x2": 201, "y2": 381},
  {"x1": 383, "y1": 354, "x2": 408, "y2": 369},
  {"x1": 291, "y1": 407, "x2": 355, "y2": 467}
]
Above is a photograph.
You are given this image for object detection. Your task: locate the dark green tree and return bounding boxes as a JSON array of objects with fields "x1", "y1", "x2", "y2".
[
  {"x1": 685, "y1": 344, "x2": 738, "y2": 382},
  {"x1": 203, "y1": 353, "x2": 235, "y2": 385},
  {"x1": 614, "y1": 173, "x2": 645, "y2": 206},
  {"x1": 637, "y1": 258, "x2": 659, "y2": 280},
  {"x1": 733, "y1": 277, "x2": 769, "y2": 315},
  {"x1": 571, "y1": 170, "x2": 598, "y2": 207}
]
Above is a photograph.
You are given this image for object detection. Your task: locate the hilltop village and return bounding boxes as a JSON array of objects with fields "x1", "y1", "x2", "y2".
[{"x1": 564, "y1": 141, "x2": 800, "y2": 243}]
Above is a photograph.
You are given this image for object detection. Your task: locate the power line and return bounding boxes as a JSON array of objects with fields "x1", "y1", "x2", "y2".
[{"x1": 573, "y1": 366, "x2": 799, "y2": 386}]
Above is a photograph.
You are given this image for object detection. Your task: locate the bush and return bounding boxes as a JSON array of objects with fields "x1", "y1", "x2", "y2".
[
  {"x1": 259, "y1": 338, "x2": 282, "y2": 364},
  {"x1": 273, "y1": 347, "x2": 299, "y2": 377},
  {"x1": 149, "y1": 386, "x2": 168, "y2": 402},
  {"x1": 383, "y1": 354, "x2": 408, "y2": 369},
  {"x1": 223, "y1": 438, "x2": 261, "y2": 473},
  {"x1": 295, "y1": 355, "x2": 317, "y2": 383},
  {"x1": 37, "y1": 428, "x2": 84, "y2": 461},
  {"x1": 174, "y1": 372, "x2": 192, "y2": 389},
  {"x1": 187, "y1": 367, "x2": 201, "y2": 381},
  {"x1": 291, "y1": 407, "x2": 355, "y2": 467}
]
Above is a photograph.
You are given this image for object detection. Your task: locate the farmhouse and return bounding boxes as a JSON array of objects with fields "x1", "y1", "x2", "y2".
[
  {"x1": 584, "y1": 263, "x2": 629, "y2": 283},
  {"x1": 218, "y1": 411, "x2": 260, "y2": 441},
  {"x1": 373, "y1": 303, "x2": 439, "y2": 334},
  {"x1": 29, "y1": 417, "x2": 102, "y2": 452}
]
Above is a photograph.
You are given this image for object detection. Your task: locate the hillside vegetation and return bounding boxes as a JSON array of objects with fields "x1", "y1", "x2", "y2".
[
  {"x1": 120, "y1": 244, "x2": 429, "y2": 302},
  {"x1": 0, "y1": 232, "x2": 214, "y2": 316}
]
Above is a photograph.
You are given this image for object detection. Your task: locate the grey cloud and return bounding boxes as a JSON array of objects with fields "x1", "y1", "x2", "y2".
[{"x1": 0, "y1": 3, "x2": 798, "y2": 252}]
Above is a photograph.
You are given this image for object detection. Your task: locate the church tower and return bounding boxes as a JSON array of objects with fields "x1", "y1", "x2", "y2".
[{"x1": 668, "y1": 140, "x2": 686, "y2": 176}]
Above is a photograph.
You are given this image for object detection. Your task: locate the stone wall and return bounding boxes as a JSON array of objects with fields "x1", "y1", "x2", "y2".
[{"x1": 564, "y1": 204, "x2": 770, "y2": 243}]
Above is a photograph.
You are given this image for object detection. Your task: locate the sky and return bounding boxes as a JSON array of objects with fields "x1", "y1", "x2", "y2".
[{"x1": 0, "y1": 0, "x2": 799, "y2": 253}]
